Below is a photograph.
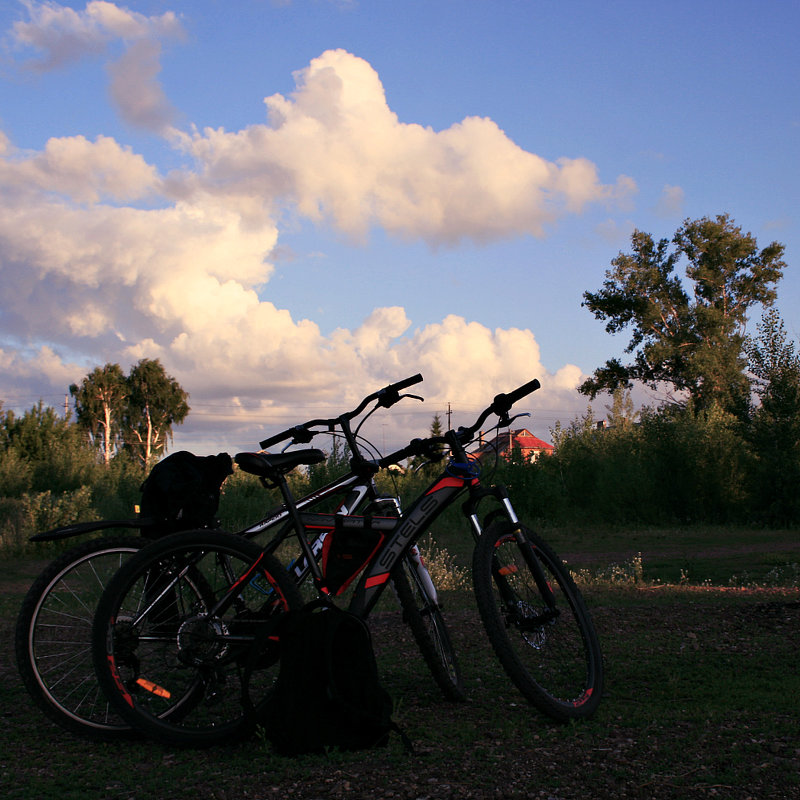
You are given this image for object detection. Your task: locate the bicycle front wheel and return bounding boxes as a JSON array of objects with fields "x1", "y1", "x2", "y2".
[
  {"x1": 92, "y1": 530, "x2": 303, "y2": 747},
  {"x1": 15, "y1": 537, "x2": 145, "y2": 739},
  {"x1": 392, "y1": 555, "x2": 465, "y2": 701},
  {"x1": 366, "y1": 495, "x2": 465, "y2": 702},
  {"x1": 472, "y1": 520, "x2": 603, "y2": 721}
]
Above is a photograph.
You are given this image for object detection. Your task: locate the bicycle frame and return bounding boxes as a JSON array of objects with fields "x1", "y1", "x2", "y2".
[
  {"x1": 349, "y1": 464, "x2": 493, "y2": 617},
  {"x1": 126, "y1": 371, "x2": 544, "y2": 637},
  {"x1": 273, "y1": 455, "x2": 534, "y2": 621},
  {"x1": 238, "y1": 464, "x2": 425, "y2": 591},
  {"x1": 229, "y1": 378, "x2": 546, "y2": 621}
]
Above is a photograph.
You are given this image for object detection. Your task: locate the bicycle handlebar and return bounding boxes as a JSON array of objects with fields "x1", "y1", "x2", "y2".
[
  {"x1": 458, "y1": 377, "x2": 540, "y2": 442},
  {"x1": 371, "y1": 377, "x2": 542, "y2": 469},
  {"x1": 491, "y1": 377, "x2": 541, "y2": 416},
  {"x1": 258, "y1": 374, "x2": 423, "y2": 450},
  {"x1": 258, "y1": 374, "x2": 539, "y2": 473}
]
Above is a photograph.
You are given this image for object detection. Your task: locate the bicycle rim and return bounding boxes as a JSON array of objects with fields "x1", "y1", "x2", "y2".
[
  {"x1": 15, "y1": 538, "x2": 144, "y2": 738},
  {"x1": 93, "y1": 531, "x2": 302, "y2": 747},
  {"x1": 473, "y1": 521, "x2": 603, "y2": 720},
  {"x1": 393, "y1": 558, "x2": 465, "y2": 701}
]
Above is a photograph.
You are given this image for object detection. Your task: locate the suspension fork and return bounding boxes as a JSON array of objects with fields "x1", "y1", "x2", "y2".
[{"x1": 467, "y1": 484, "x2": 558, "y2": 611}]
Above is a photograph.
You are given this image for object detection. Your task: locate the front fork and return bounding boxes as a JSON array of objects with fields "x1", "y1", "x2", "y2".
[
  {"x1": 465, "y1": 484, "x2": 557, "y2": 612},
  {"x1": 462, "y1": 482, "x2": 519, "y2": 541}
]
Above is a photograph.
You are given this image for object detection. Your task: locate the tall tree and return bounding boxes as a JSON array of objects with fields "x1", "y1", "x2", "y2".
[
  {"x1": 121, "y1": 359, "x2": 190, "y2": 470},
  {"x1": 604, "y1": 386, "x2": 639, "y2": 429},
  {"x1": 744, "y1": 309, "x2": 800, "y2": 521},
  {"x1": 745, "y1": 308, "x2": 800, "y2": 409},
  {"x1": 580, "y1": 214, "x2": 786, "y2": 414},
  {"x1": 70, "y1": 364, "x2": 127, "y2": 464},
  {"x1": 409, "y1": 413, "x2": 445, "y2": 475}
]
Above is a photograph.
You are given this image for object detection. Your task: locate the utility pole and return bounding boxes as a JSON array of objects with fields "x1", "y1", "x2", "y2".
[{"x1": 446, "y1": 402, "x2": 452, "y2": 429}]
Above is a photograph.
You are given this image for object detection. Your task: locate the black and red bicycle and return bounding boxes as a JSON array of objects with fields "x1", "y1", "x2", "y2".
[
  {"x1": 91, "y1": 376, "x2": 604, "y2": 747},
  {"x1": 15, "y1": 375, "x2": 462, "y2": 740}
]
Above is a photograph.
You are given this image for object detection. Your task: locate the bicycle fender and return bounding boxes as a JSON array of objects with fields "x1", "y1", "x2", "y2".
[{"x1": 29, "y1": 518, "x2": 149, "y2": 542}]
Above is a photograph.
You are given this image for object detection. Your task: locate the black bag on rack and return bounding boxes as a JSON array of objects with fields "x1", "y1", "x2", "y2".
[{"x1": 139, "y1": 451, "x2": 233, "y2": 536}]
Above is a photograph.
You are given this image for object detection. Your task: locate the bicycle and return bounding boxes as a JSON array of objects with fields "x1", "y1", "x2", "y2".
[
  {"x1": 91, "y1": 376, "x2": 603, "y2": 748},
  {"x1": 15, "y1": 375, "x2": 463, "y2": 740}
]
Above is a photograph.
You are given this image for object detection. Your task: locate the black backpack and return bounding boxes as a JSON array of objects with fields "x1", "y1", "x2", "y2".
[
  {"x1": 139, "y1": 451, "x2": 233, "y2": 537},
  {"x1": 257, "y1": 600, "x2": 410, "y2": 756}
]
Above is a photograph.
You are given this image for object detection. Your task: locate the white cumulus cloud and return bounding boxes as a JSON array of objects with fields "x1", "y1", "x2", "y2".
[
  {"x1": 11, "y1": 1, "x2": 184, "y2": 131},
  {"x1": 0, "y1": 27, "x2": 613, "y2": 450},
  {"x1": 180, "y1": 49, "x2": 636, "y2": 247}
]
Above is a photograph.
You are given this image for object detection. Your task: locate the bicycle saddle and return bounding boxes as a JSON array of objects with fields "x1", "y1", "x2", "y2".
[{"x1": 235, "y1": 449, "x2": 326, "y2": 479}]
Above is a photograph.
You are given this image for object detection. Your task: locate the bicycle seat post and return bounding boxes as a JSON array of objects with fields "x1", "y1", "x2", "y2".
[{"x1": 271, "y1": 469, "x2": 328, "y2": 588}]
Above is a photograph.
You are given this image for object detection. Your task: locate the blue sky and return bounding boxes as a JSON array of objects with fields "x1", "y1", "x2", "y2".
[{"x1": 0, "y1": 0, "x2": 797, "y2": 455}]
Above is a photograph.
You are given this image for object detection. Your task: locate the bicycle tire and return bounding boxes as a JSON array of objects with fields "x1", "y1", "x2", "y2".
[
  {"x1": 14, "y1": 536, "x2": 145, "y2": 739},
  {"x1": 472, "y1": 520, "x2": 603, "y2": 721},
  {"x1": 391, "y1": 557, "x2": 466, "y2": 701},
  {"x1": 364, "y1": 496, "x2": 465, "y2": 701},
  {"x1": 92, "y1": 530, "x2": 303, "y2": 747}
]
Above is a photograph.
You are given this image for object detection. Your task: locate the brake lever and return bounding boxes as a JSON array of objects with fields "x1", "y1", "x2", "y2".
[
  {"x1": 284, "y1": 425, "x2": 316, "y2": 448},
  {"x1": 378, "y1": 391, "x2": 425, "y2": 409}
]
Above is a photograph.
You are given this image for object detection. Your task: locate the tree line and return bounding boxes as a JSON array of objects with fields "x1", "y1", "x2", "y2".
[
  {"x1": 1, "y1": 214, "x2": 798, "y2": 551},
  {"x1": 497, "y1": 378, "x2": 800, "y2": 527},
  {"x1": 503, "y1": 215, "x2": 799, "y2": 527},
  {"x1": 0, "y1": 359, "x2": 189, "y2": 551}
]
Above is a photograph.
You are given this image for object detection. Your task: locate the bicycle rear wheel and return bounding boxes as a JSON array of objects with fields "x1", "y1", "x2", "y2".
[
  {"x1": 92, "y1": 530, "x2": 303, "y2": 747},
  {"x1": 15, "y1": 537, "x2": 144, "y2": 739},
  {"x1": 472, "y1": 520, "x2": 603, "y2": 720}
]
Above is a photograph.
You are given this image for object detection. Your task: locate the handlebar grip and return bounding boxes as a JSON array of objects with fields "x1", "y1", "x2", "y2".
[
  {"x1": 259, "y1": 424, "x2": 312, "y2": 450},
  {"x1": 377, "y1": 373, "x2": 424, "y2": 408},
  {"x1": 391, "y1": 373, "x2": 423, "y2": 392},
  {"x1": 259, "y1": 430, "x2": 290, "y2": 450},
  {"x1": 377, "y1": 436, "x2": 429, "y2": 468},
  {"x1": 492, "y1": 378, "x2": 541, "y2": 414}
]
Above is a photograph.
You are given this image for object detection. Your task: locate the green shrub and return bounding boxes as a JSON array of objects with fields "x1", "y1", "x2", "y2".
[
  {"x1": 23, "y1": 486, "x2": 96, "y2": 531},
  {"x1": 0, "y1": 448, "x2": 33, "y2": 498},
  {"x1": 0, "y1": 496, "x2": 29, "y2": 554}
]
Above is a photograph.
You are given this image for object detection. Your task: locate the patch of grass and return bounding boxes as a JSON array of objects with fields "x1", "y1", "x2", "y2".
[
  {"x1": 416, "y1": 532, "x2": 471, "y2": 591},
  {"x1": 3, "y1": 530, "x2": 800, "y2": 799},
  {"x1": 571, "y1": 552, "x2": 645, "y2": 587}
]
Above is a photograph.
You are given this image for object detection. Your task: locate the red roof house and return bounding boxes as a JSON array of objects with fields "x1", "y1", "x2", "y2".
[{"x1": 476, "y1": 428, "x2": 554, "y2": 463}]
